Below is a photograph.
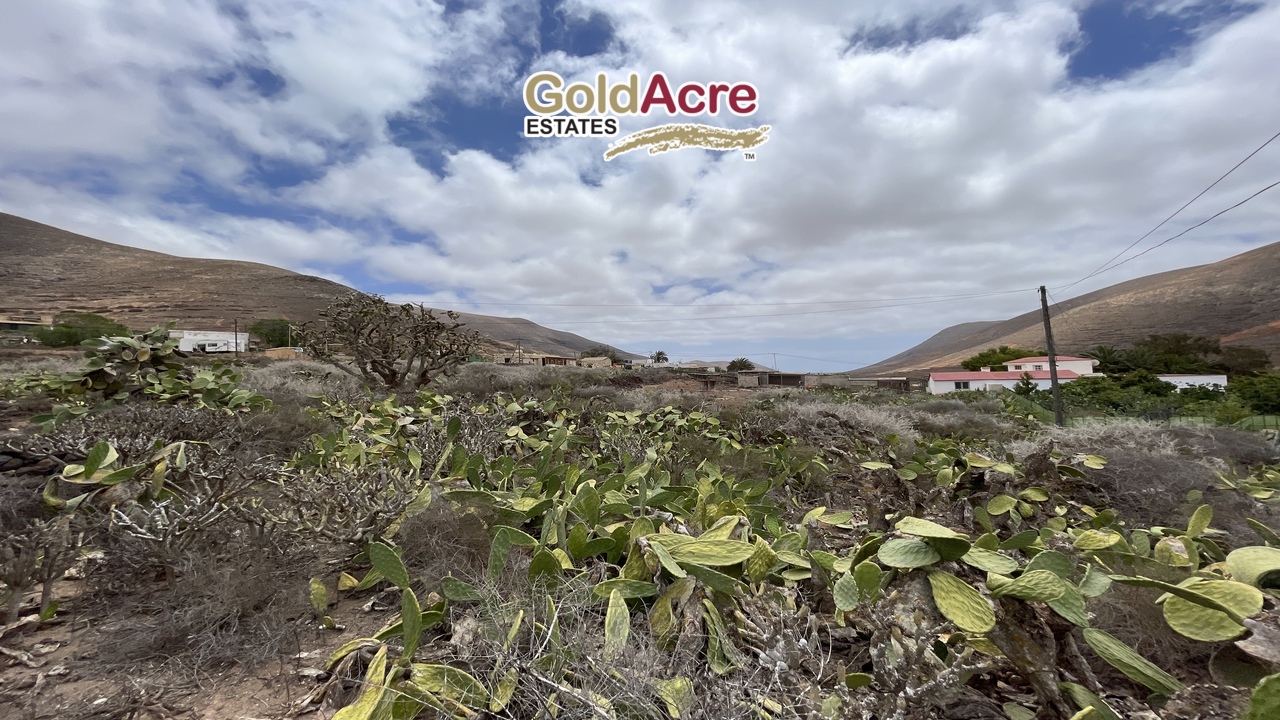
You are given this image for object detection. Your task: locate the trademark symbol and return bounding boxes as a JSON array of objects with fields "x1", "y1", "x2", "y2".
[{"x1": 743, "y1": 151, "x2": 756, "y2": 161}]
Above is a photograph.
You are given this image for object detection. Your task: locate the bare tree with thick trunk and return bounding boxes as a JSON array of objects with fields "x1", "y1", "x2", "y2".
[{"x1": 298, "y1": 292, "x2": 482, "y2": 390}]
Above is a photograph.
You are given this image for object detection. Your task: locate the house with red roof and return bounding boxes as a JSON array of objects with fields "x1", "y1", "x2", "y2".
[
  {"x1": 927, "y1": 368, "x2": 1082, "y2": 395},
  {"x1": 1002, "y1": 355, "x2": 1099, "y2": 376},
  {"x1": 927, "y1": 354, "x2": 1105, "y2": 395}
]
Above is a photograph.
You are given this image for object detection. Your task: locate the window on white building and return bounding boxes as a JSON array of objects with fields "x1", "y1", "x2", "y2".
[
  {"x1": 955, "y1": 381, "x2": 970, "y2": 390},
  {"x1": 1033, "y1": 364, "x2": 1044, "y2": 370}
]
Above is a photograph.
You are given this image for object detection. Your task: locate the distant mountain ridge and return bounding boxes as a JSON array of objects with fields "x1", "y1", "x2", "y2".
[
  {"x1": 0, "y1": 213, "x2": 636, "y2": 359},
  {"x1": 855, "y1": 242, "x2": 1280, "y2": 375}
]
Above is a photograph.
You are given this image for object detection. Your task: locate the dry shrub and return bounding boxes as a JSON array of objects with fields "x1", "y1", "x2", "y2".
[
  {"x1": 907, "y1": 397, "x2": 1023, "y2": 442},
  {"x1": 1165, "y1": 425, "x2": 1278, "y2": 466},
  {"x1": 27, "y1": 398, "x2": 330, "y2": 465},
  {"x1": 0, "y1": 353, "x2": 83, "y2": 380},
  {"x1": 1087, "y1": 583, "x2": 1214, "y2": 686},
  {"x1": 92, "y1": 531, "x2": 311, "y2": 672},
  {"x1": 395, "y1": 504, "x2": 494, "y2": 588},
  {"x1": 236, "y1": 391, "x2": 336, "y2": 457},
  {"x1": 912, "y1": 410, "x2": 1021, "y2": 442},
  {"x1": 771, "y1": 400, "x2": 919, "y2": 445},
  {"x1": 429, "y1": 577, "x2": 830, "y2": 720},
  {"x1": 568, "y1": 385, "x2": 621, "y2": 403},
  {"x1": 1009, "y1": 419, "x2": 1279, "y2": 538},
  {"x1": 28, "y1": 403, "x2": 238, "y2": 462},
  {"x1": 434, "y1": 364, "x2": 619, "y2": 398},
  {"x1": 911, "y1": 398, "x2": 970, "y2": 414},
  {"x1": 616, "y1": 387, "x2": 711, "y2": 413},
  {"x1": 239, "y1": 359, "x2": 367, "y2": 403}
]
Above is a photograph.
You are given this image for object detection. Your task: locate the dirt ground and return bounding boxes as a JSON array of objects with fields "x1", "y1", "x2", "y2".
[{"x1": 0, "y1": 577, "x2": 397, "y2": 720}]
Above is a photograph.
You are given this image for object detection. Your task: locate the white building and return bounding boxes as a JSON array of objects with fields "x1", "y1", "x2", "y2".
[
  {"x1": 1004, "y1": 355, "x2": 1100, "y2": 376},
  {"x1": 169, "y1": 329, "x2": 248, "y2": 353},
  {"x1": 927, "y1": 369, "x2": 1081, "y2": 395},
  {"x1": 1156, "y1": 374, "x2": 1228, "y2": 390}
]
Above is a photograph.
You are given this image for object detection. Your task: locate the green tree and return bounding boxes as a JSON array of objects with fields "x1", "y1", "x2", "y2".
[
  {"x1": 727, "y1": 357, "x2": 755, "y2": 372},
  {"x1": 960, "y1": 346, "x2": 1044, "y2": 371},
  {"x1": 297, "y1": 292, "x2": 481, "y2": 390},
  {"x1": 250, "y1": 318, "x2": 294, "y2": 348},
  {"x1": 1134, "y1": 333, "x2": 1219, "y2": 360},
  {"x1": 1216, "y1": 346, "x2": 1271, "y2": 377},
  {"x1": 650, "y1": 350, "x2": 669, "y2": 364},
  {"x1": 1127, "y1": 333, "x2": 1217, "y2": 373},
  {"x1": 1013, "y1": 372, "x2": 1038, "y2": 397},
  {"x1": 1115, "y1": 369, "x2": 1177, "y2": 396},
  {"x1": 1083, "y1": 345, "x2": 1129, "y2": 374},
  {"x1": 1230, "y1": 373, "x2": 1280, "y2": 414},
  {"x1": 34, "y1": 312, "x2": 130, "y2": 348},
  {"x1": 581, "y1": 345, "x2": 624, "y2": 364}
]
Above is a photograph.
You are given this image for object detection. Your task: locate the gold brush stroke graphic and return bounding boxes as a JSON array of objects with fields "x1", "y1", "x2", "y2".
[{"x1": 603, "y1": 123, "x2": 770, "y2": 161}]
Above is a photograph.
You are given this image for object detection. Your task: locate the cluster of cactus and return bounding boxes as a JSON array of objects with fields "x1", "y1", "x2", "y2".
[
  {"x1": 6, "y1": 325, "x2": 270, "y2": 428},
  {"x1": 1216, "y1": 463, "x2": 1280, "y2": 504},
  {"x1": 1, "y1": 516, "x2": 77, "y2": 623},
  {"x1": 278, "y1": 393, "x2": 1280, "y2": 719}
]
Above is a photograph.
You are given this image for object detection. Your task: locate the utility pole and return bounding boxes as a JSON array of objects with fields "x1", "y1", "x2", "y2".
[
  {"x1": 1039, "y1": 286, "x2": 1064, "y2": 426},
  {"x1": 234, "y1": 318, "x2": 240, "y2": 358},
  {"x1": 772, "y1": 353, "x2": 778, "y2": 371}
]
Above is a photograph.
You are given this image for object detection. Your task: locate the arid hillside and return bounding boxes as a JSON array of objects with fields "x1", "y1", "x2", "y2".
[
  {"x1": 0, "y1": 213, "x2": 631, "y2": 358},
  {"x1": 857, "y1": 241, "x2": 1280, "y2": 375}
]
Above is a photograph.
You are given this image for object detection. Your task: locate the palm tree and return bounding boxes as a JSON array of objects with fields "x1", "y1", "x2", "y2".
[
  {"x1": 651, "y1": 350, "x2": 669, "y2": 364},
  {"x1": 1082, "y1": 345, "x2": 1127, "y2": 374}
]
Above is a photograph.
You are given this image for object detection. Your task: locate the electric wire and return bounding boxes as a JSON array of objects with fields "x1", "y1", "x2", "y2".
[
  {"x1": 1080, "y1": 179, "x2": 1280, "y2": 278},
  {"x1": 1059, "y1": 129, "x2": 1280, "y2": 292}
]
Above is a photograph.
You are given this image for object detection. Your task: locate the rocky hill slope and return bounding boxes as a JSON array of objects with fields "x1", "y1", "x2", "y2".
[
  {"x1": 856, "y1": 241, "x2": 1280, "y2": 375},
  {"x1": 0, "y1": 213, "x2": 630, "y2": 359}
]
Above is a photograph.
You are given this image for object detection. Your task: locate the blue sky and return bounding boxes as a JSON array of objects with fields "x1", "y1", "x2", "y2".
[{"x1": 2, "y1": 0, "x2": 1279, "y2": 370}]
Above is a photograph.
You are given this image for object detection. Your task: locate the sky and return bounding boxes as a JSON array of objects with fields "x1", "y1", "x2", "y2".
[{"x1": 2, "y1": 0, "x2": 1279, "y2": 371}]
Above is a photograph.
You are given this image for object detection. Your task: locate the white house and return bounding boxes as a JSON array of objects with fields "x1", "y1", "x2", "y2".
[
  {"x1": 169, "y1": 329, "x2": 248, "y2": 353},
  {"x1": 927, "y1": 369, "x2": 1081, "y2": 395},
  {"x1": 1004, "y1": 355, "x2": 1100, "y2": 376},
  {"x1": 1156, "y1": 374, "x2": 1228, "y2": 390}
]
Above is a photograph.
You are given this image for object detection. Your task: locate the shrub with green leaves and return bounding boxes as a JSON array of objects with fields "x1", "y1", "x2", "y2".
[
  {"x1": 33, "y1": 311, "x2": 130, "y2": 348},
  {"x1": 8, "y1": 325, "x2": 269, "y2": 427}
]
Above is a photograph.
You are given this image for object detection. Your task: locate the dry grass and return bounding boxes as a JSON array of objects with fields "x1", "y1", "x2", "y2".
[
  {"x1": 395, "y1": 505, "x2": 494, "y2": 589},
  {"x1": 1010, "y1": 419, "x2": 1279, "y2": 538},
  {"x1": 616, "y1": 387, "x2": 713, "y2": 413},
  {"x1": 1087, "y1": 583, "x2": 1215, "y2": 686},
  {"x1": 434, "y1": 364, "x2": 607, "y2": 398},
  {"x1": 91, "y1": 532, "x2": 312, "y2": 673},
  {"x1": 770, "y1": 400, "x2": 920, "y2": 444},
  {"x1": 0, "y1": 354, "x2": 83, "y2": 381},
  {"x1": 238, "y1": 359, "x2": 367, "y2": 402}
]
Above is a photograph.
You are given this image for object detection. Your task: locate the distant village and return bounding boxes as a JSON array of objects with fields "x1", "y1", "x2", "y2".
[{"x1": 0, "y1": 314, "x2": 1229, "y2": 394}]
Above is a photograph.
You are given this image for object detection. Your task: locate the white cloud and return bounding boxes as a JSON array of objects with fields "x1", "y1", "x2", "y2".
[{"x1": 2, "y1": 0, "x2": 1279, "y2": 365}]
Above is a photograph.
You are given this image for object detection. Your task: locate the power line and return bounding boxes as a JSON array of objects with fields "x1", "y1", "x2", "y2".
[
  {"x1": 1045, "y1": 288, "x2": 1088, "y2": 345},
  {"x1": 1060, "y1": 128, "x2": 1280, "y2": 292},
  {"x1": 1089, "y1": 179, "x2": 1280, "y2": 277}
]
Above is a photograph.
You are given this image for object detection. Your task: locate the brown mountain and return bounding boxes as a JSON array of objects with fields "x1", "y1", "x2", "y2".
[
  {"x1": 0, "y1": 213, "x2": 634, "y2": 359},
  {"x1": 856, "y1": 241, "x2": 1280, "y2": 375}
]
